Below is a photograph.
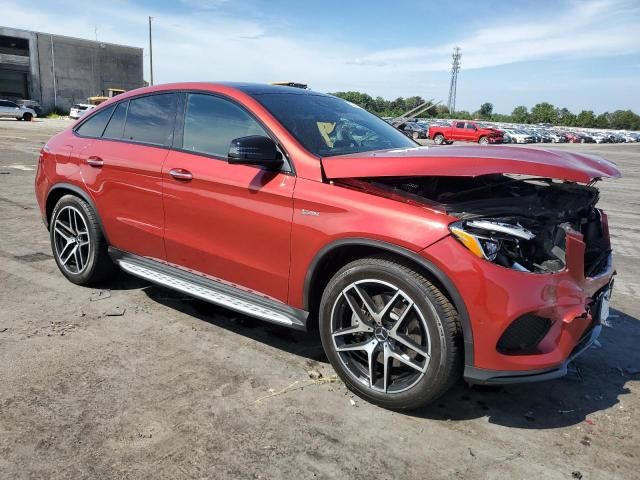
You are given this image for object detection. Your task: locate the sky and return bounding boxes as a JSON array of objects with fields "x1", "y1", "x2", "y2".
[{"x1": 2, "y1": 0, "x2": 639, "y2": 114}]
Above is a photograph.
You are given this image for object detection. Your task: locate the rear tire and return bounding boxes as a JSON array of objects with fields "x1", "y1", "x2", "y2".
[
  {"x1": 319, "y1": 255, "x2": 462, "y2": 410},
  {"x1": 50, "y1": 194, "x2": 117, "y2": 285},
  {"x1": 433, "y1": 133, "x2": 445, "y2": 145}
]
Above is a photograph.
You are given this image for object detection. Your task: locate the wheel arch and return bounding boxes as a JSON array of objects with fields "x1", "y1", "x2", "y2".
[
  {"x1": 303, "y1": 238, "x2": 474, "y2": 365},
  {"x1": 45, "y1": 183, "x2": 110, "y2": 244}
]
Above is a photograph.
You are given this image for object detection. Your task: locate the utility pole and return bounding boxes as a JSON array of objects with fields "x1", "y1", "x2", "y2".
[
  {"x1": 447, "y1": 47, "x2": 461, "y2": 114},
  {"x1": 148, "y1": 16, "x2": 154, "y2": 86}
]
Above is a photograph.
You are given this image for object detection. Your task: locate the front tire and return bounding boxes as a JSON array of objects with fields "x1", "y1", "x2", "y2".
[
  {"x1": 479, "y1": 136, "x2": 489, "y2": 145},
  {"x1": 319, "y1": 255, "x2": 461, "y2": 410},
  {"x1": 22, "y1": 112, "x2": 33, "y2": 121},
  {"x1": 50, "y1": 195, "x2": 117, "y2": 285}
]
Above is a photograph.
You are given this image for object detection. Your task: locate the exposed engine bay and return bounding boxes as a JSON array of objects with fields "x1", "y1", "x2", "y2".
[{"x1": 346, "y1": 174, "x2": 611, "y2": 275}]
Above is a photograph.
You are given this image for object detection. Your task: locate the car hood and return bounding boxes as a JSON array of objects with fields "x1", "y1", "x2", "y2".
[{"x1": 321, "y1": 145, "x2": 621, "y2": 183}]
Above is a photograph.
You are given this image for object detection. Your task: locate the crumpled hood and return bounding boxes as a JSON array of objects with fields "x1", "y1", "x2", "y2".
[{"x1": 321, "y1": 145, "x2": 621, "y2": 183}]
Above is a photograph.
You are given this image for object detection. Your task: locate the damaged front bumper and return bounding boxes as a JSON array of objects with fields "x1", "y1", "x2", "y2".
[{"x1": 421, "y1": 226, "x2": 615, "y2": 384}]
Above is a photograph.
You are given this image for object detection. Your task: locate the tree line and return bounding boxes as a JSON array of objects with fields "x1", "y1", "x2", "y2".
[{"x1": 329, "y1": 91, "x2": 640, "y2": 130}]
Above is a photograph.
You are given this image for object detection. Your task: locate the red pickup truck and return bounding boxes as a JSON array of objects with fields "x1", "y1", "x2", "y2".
[{"x1": 429, "y1": 120, "x2": 504, "y2": 145}]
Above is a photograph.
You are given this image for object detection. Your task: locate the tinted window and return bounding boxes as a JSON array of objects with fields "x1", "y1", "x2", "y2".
[
  {"x1": 254, "y1": 93, "x2": 415, "y2": 157},
  {"x1": 455, "y1": 121, "x2": 465, "y2": 128},
  {"x1": 123, "y1": 94, "x2": 177, "y2": 146},
  {"x1": 75, "y1": 106, "x2": 115, "y2": 137},
  {"x1": 182, "y1": 94, "x2": 267, "y2": 157},
  {"x1": 103, "y1": 101, "x2": 128, "y2": 139},
  {"x1": 466, "y1": 123, "x2": 475, "y2": 129}
]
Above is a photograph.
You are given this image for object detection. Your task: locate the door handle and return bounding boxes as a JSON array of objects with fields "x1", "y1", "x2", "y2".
[
  {"x1": 86, "y1": 156, "x2": 104, "y2": 167},
  {"x1": 168, "y1": 168, "x2": 193, "y2": 181}
]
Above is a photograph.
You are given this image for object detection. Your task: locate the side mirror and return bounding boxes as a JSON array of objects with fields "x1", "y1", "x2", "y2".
[{"x1": 228, "y1": 135, "x2": 283, "y2": 169}]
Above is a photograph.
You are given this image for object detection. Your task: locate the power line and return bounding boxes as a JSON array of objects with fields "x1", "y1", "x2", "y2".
[{"x1": 447, "y1": 47, "x2": 461, "y2": 114}]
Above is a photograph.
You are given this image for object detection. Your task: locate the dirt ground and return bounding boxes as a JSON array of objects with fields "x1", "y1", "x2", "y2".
[{"x1": 1, "y1": 118, "x2": 639, "y2": 480}]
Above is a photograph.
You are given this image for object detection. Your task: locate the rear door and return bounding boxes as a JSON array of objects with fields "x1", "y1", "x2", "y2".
[
  {"x1": 451, "y1": 121, "x2": 467, "y2": 141},
  {"x1": 77, "y1": 93, "x2": 178, "y2": 260},
  {"x1": 162, "y1": 92, "x2": 295, "y2": 302}
]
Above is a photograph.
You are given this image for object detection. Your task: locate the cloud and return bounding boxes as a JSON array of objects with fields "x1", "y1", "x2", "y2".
[
  {"x1": 0, "y1": 0, "x2": 638, "y2": 109},
  {"x1": 348, "y1": 0, "x2": 640, "y2": 72}
]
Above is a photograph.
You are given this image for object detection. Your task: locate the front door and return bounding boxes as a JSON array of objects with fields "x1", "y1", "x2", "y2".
[{"x1": 162, "y1": 92, "x2": 295, "y2": 302}]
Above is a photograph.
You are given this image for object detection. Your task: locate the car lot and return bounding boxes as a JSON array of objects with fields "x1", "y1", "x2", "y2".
[{"x1": 1, "y1": 118, "x2": 639, "y2": 479}]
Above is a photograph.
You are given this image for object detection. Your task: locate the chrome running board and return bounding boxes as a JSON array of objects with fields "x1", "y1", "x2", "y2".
[{"x1": 110, "y1": 249, "x2": 307, "y2": 330}]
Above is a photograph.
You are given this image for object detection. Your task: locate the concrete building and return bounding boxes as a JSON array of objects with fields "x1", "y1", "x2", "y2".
[{"x1": 0, "y1": 26, "x2": 143, "y2": 113}]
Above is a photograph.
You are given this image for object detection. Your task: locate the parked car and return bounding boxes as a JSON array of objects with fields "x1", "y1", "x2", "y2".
[
  {"x1": 35, "y1": 83, "x2": 619, "y2": 410},
  {"x1": 0, "y1": 99, "x2": 37, "y2": 121},
  {"x1": 69, "y1": 103, "x2": 96, "y2": 119},
  {"x1": 428, "y1": 120, "x2": 503, "y2": 145},
  {"x1": 399, "y1": 121, "x2": 428, "y2": 140},
  {"x1": 503, "y1": 129, "x2": 533, "y2": 144},
  {"x1": 564, "y1": 132, "x2": 582, "y2": 143},
  {"x1": 15, "y1": 99, "x2": 43, "y2": 116}
]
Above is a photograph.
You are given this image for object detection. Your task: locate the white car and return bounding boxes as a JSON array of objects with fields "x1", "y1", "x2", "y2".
[
  {"x1": 503, "y1": 129, "x2": 533, "y2": 144},
  {"x1": 69, "y1": 103, "x2": 95, "y2": 119},
  {"x1": 0, "y1": 99, "x2": 38, "y2": 121}
]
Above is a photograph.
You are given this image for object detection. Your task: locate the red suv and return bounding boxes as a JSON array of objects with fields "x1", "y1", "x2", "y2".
[{"x1": 35, "y1": 83, "x2": 619, "y2": 409}]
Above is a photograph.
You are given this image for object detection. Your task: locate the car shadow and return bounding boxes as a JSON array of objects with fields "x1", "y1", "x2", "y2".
[
  {"x1": 91, "y1": 269, "x2": 149, "y2": 291},
  {"x1": 141, "y1": 284, "x2": 328, "y2": 363},
  {"x1": 136, "y1": 280, "x2": 638, "y2": 429},
  {"x1": 410, "y1": 307, "x2": 639, "y2": 429}
]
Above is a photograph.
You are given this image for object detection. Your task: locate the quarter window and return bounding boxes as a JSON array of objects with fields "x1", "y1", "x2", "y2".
[
  {"x1": 123, "y1": 94, "x2": 177, "y2": 146},
  {"x1": 182, "y1": 93, "x2": 267, "y2": 158},
  {"x1": 75, "y1": 106, "x2": 115, "y2": 137},
  {"x1": 103, "y1": 101, "x2": 128, "y2": 139}
]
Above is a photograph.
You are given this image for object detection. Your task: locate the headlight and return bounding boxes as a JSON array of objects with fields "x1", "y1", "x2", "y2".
[
  {"x1": 449, "y1": 222, "x2": 501, "y2": 261},
  {"x1": 449, "y1": 220, "x2": 536, "y2": 264}
]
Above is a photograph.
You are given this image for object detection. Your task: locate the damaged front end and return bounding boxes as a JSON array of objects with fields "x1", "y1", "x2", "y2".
[{"x1": 364, "y1": 174, "x2": 612, "y2": 277}]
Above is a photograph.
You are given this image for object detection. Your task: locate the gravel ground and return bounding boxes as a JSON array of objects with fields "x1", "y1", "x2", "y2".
[{"x1": 1, "y1": 118, "x2": 639, "y2": 479}]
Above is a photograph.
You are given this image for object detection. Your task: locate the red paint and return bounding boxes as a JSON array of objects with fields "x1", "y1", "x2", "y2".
[
  {"x1": 322, "y1": 145, "x2": 621, "y2": 183},
  {"x1": 35, "y1": 82, "x2": 618, "y2": 378},
  {"x1": 429, "y1": 120, "x2": 504, "y2": 144}
]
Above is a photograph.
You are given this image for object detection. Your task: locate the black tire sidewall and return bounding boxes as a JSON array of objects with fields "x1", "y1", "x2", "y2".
[
  {"x1": 23, "y1": 113, "x2": 32, "y2": 121},
  {"x1": 50, "y1": 195, "x2": 102, "y2": 285},
  {"x1": 319, "y1": 260, "x2": 454, "y2": 409}
]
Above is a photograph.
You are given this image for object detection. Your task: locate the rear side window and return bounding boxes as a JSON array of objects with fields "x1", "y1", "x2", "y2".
[
  {"x1": 182, "y1": 93, "x2": 267, "y2": 158},
  {"x1": 75, "y1": 106, "x2": 115, "y2": 137},
  {"x1": 103, "y1": 101, "x2": 128, "y2": 139},
  {"x1": 123, "y1": 94, "x2": 177, "y2": 146},
  {"x1": 455, "y1": 121, "x2": 465, "y2": 128}
]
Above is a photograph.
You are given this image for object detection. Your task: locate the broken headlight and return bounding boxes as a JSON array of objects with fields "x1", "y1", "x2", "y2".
[{"x1": 449, "y1": 219, "x2": 538, "y2": 270}]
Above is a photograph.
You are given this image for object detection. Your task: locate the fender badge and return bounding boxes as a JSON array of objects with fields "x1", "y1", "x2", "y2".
[{"x1": 301, "y1": 209, "x2": 320, "y2": 217}]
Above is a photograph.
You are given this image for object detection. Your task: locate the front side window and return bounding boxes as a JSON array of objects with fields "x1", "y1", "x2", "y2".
[
  {"x1": 75, "y1": 106, "x2": 115, "y2": 137},
  {"x1": 466, "y1": 123, "x2": 476, "y2": 130},
  {"x1": 182, "y1": 93, "x2": 267, "y2": 158},
  {"x1": 253, "y1": 93, "x2": 415, "y2": 157},
  {"x1": 123, "y1": 94, "x2": 177, "y2": 146}
]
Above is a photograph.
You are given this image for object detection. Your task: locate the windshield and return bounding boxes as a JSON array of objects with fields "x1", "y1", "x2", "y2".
[{"x1": 253, "y1": 93, "x2": 416, "y2": 157}]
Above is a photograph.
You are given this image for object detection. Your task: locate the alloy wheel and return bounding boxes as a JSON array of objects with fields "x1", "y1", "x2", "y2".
[
  {"x1": 330, "y1": 279, "x2": 431, "y2": 394},
  {"x1": 52, "y1": 206, "x2": 91, "y2": 274}
]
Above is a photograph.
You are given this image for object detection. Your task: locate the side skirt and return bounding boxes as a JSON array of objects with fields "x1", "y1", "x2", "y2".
[{"x1": 109, "y1": 248, "x2": 308, "y2": 330}]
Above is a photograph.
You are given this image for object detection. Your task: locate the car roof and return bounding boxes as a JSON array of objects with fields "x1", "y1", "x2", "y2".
[
  {"x1": 97, "y1": 82, "x2": 332, "y2": 103},
  {"x1": 215, "y1": 82, "x2": 327, "y2": 96}
]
